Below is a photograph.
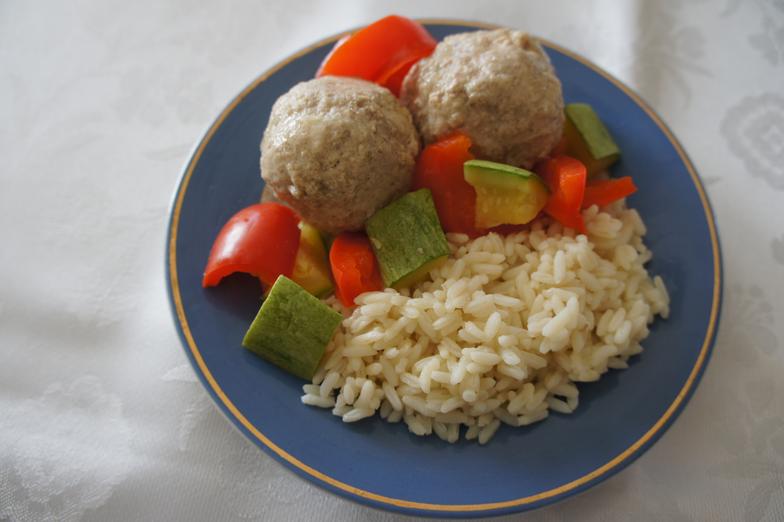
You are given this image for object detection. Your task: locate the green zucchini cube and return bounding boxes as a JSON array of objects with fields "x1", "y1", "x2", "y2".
[
  {"x1": 564, "y1": 103, "x2": 621, "y2": 176},
  {"x1": 365, "y1": 189, "x2": 450, "y2": 289},
  {"x1": 242, "y1": 275, "x2": 342, "y2": 380}
]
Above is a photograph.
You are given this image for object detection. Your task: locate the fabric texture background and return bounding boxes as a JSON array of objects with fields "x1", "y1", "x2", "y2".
[{"x1": 1, "y1": 1, "x2": 782, "y2": 520}]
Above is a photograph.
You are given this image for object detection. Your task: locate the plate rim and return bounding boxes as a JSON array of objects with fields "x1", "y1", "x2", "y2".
[{"x1": 164, "y1": 18, "x2": 723, "y2": 517}]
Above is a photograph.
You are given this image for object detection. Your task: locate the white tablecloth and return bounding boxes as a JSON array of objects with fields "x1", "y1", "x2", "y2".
[{"x1": 2, "y1": 1, "x2": 783, "y2": 520}]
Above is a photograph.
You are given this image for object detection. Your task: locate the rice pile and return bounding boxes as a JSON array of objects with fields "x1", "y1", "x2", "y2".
[{"x1": 302, "y1": 201, "x2": 669, "y2": 444}]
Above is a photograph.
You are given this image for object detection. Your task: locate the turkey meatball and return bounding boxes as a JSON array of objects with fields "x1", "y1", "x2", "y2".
[
  {"x1": 401, "y1": 29, "x2": 564, "y2": 168},
  {"x1": 261, "y1": 76, "x2": 419, "y2": 234}
]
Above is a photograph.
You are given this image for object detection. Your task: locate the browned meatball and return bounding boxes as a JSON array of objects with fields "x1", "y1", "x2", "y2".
[
  {"x1": 401, "y1": 29, "x2": 564, "y2": 168},
  {"x1": 260, "y1": 77, "x2": 419, "y2": 234}
]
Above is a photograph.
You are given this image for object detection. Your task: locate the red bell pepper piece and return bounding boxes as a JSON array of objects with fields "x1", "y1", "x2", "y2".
[
  {"x1": 413, "y1": 133, "x2": 484, "y2": 237},
  {"x1": 315, "y1": 15, "x2": 436, "y2": 96},
  {"x1": 202, "y1": 203, "x2": 301, "y2": 288},
  {"x1": 537, "y1": 156, "x2": 588, "y2": 233},
  {"x1": 582, "y1": 177, "x2": 638, "y2": 208},
  {"x1": 329, "y1": 232, "x2": 384, "y2": 307}
]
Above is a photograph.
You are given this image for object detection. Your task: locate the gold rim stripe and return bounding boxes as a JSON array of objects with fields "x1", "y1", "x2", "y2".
[{"x1": 167, "y1": 19, "x2": 721, "y2": 513}]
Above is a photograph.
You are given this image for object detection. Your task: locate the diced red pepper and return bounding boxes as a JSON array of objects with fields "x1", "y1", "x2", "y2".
[
  {"x1": 536, "y1": 156, "x2": 588, "y2": 233},
  {"x1": 329, "y1": 232, "x2": 384, "y2": 307},
  {"x1": 582, "y1": 177, "x2": 638, "y2": 208},
  {"x1": 413, "y1": 133, "x2": 484, "y2": 237},
  {"x1": 202, "y1": 203, "x2": 301, "y2": 288},
  {"x1": 316, "y1": 15, "x2": 436, "y2": 96}
]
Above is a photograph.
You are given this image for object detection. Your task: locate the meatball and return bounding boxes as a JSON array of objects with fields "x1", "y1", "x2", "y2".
[
  {"x1": 401, "y1": 29, "x2": 564, "y2": 168},
  {"x1": 261, "y1": 76, "x2": 419, "y2": 234}
]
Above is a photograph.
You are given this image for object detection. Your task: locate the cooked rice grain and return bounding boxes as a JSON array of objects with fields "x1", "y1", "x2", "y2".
[{"x1": 303, "y1": 201, "x2": 668, "y2": 444}]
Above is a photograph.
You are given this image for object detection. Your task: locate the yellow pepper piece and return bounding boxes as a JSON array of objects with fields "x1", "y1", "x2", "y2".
[
  {"x1": 291, "y1": 223, "x2": 334, "y2": 297},
  {"x1": 464, "y1": 160, "x2": 549, "y2": 229}
]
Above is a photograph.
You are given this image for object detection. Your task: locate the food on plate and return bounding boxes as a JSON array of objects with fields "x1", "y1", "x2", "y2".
[
  {"x1": 242, "y1": 275, "x2": 342, "y2": 380},
  {"x1": 366, "y1": 189, "x2": 450, "y2": 289},
  {"x1": 329, "y1": 232, "x2": 384, "y2": 308},
  {"x1": 582, "y1": 177, "x2": 637, "y2": 208},
  {"x1": 202, "y1": 203, "x2": 300, "y2": 288},
  {"x1": 412, "y1": 132, "x2": 481, "y2": 237},
  {"x1": 316, "y1": 15, "x2": 436, "y2": 96},
  {"x1": 463, "y1": 160, "x2": 549, "y2": 228},
  {"x1": 260, "y1": 76, "x2": 419, "y2": 234},
  {"x1": 563, "y1": 103, "x2": 621, "y2": 176},
  {"x1": 291, "y1": 223, "x2": 334, "y2": 297},
  {"x1": 307, "y1": 204, "x2": 669, "y2": 443},
  {"x1": 401, "y1": 29, "x2": 564, "y2": 168},
  {"x1": 537, "y1": 155, "x2": 589, "y2": 233},
  {"x1": 204, "y1": 16, "x2": 667, "y2": 444}
]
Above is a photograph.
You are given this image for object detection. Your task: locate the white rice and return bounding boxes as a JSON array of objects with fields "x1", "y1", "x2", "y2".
[{"x1": 302, "y1": 200, "x2": 669, "y2": 444}]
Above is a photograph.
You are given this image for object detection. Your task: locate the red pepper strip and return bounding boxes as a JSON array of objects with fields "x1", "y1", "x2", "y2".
[
  {"x1": 378, "y1": 55, "x2": 419, "y2": 97},
  {"x1": 329, "y1": 232, "x2": 384, "y2": 307},
  {"x1": 413, "y1": 132, "x2": 484, "y2": 237},
  {"x1": 202, "y1": 203, "x2": 301, "y2": 288},
  {"x1": 317, "y1": 35, "x2": 350, "y2": 74},
  {"x1": 536, "y1": 156, "x2": 588, "y2": 233},
  {"x1": 581, "y1": 177, "x2": 638, "y2": 209},
  {"x1": 315, "y1": 15, "x2": 436, "y2": 96}
]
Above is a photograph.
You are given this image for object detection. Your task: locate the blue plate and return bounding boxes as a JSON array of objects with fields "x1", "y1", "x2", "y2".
[{"x1": 166, "y1": 20, "x2": 722, "y2": 518}]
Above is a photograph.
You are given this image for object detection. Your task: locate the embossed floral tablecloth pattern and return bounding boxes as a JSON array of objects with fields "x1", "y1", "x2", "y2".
[{"x1": 1, "y1": 1, "x2": 783, "y2": 521}]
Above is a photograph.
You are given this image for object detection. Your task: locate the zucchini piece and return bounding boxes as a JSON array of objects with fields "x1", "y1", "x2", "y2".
[
  {"x1": 242, "y1": 275, "x2": 342, "y2": 380},
  {"x1": 365, "y1": 189, "x2": 450, "y2": 289},
  {"x1": 291, "y1": 222, "x2": 334, "y2": 297},
  {"x1": 564, "y1": 103, "x2": 620, "y2": 176},
  {"x1": 463, "y1": 159, "x2": 549, "y2": 228}
]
